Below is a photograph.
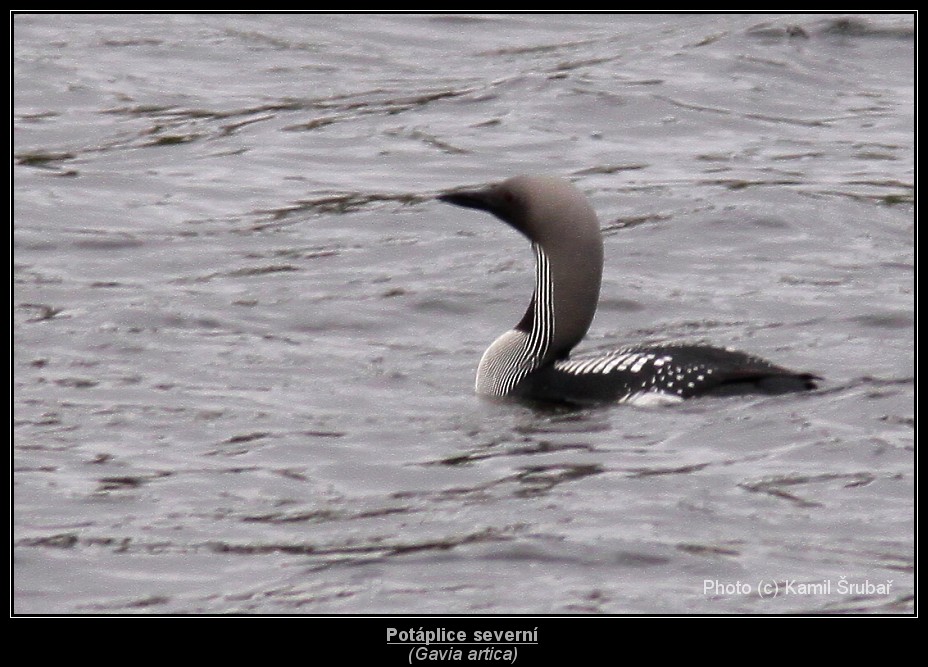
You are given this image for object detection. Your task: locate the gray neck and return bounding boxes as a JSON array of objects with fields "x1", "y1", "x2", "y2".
[
  {"x1": 447, "y1": 175, "x2": 605, "y2": 396},
  {"x1": 476, "y1": 241, "x2": 602, "y2": 396},
  {"x1": 522, "y1": 234, "x2": 603, "y2": 361}
]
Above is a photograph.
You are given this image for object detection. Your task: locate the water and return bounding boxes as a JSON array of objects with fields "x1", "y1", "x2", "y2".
[{"x1": 14, "y1": 13, "x2": 913, "y2": 614}]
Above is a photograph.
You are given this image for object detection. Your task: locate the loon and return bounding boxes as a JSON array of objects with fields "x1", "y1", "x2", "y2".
[{"x1": 437, "y1": 175, "x2": 818, "y2": 405}]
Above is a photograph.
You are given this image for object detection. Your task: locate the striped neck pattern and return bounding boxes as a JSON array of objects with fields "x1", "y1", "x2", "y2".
[{"x1": 475, "y1": 243, "x2": 555, "y2": 396}]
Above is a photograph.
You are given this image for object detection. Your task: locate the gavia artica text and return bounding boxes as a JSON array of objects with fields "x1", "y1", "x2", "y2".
[{"x1": 438, "y1": 175, "x2": 818, "y2": 405}]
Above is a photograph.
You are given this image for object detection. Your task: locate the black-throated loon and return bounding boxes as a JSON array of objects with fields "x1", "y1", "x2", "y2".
[{"x1": 438, "y1": 175, "x2": 818, "y2": 405}]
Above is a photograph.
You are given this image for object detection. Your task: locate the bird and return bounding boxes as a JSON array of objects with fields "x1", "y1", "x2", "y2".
[{"x1": 437, "y1": 175, "x2": 818, "y2": 405}]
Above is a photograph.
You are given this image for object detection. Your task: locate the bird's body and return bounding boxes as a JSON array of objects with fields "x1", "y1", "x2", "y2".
[{"x1": 438, "y1": 175, "x2": 818, "y2": 405}]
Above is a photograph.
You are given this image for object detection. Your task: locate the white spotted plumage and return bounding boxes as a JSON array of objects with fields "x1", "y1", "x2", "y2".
[{"x1": 548, "y1": 342, "x2": 776, "y2": 401}]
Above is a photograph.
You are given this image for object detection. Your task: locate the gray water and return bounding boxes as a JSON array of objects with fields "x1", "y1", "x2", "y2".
[{"x1": 14, "y1": 13, "x2": 914, "y2": 615}]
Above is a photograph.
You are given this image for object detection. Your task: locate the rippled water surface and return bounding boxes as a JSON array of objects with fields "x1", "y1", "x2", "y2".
[{"x1": 14, "y1": 13, "x2": 914, "y2": 614}]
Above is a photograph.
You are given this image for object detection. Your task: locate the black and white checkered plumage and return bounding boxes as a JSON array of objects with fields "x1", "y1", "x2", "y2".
[
  {"x1": 534, "y1": 343, "x2": 816, "y2": 405},
  {"x1": 438, "y1": 175, "x2": 818, "y2": 406}
]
